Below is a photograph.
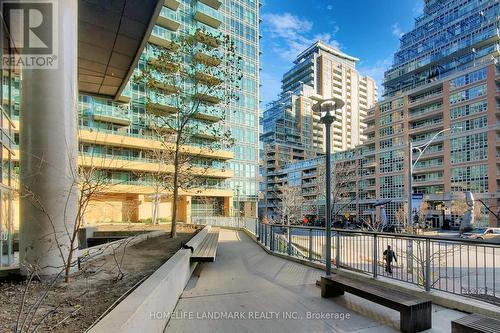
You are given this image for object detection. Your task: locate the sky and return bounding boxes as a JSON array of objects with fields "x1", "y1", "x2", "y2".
[{"x1": 259, "y1": 0, "x2": 426, "y2": 107}]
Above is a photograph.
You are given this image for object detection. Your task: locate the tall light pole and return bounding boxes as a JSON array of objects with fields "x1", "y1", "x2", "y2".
[
  {"x1": 313, "y1": 97, "x2": 345, "y2": 277},
  {"x1": 407, "y1": 128, "x2": 452, "y2": 227}
]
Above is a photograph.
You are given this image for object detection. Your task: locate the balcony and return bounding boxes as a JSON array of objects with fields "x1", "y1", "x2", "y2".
[
  {"x1": 193, "y1": 45, "x2": 223, "y2": 66},
  {"x1": 193, "y1": 23, "x2": 222, "y2": 47},
  {"x1": 194, "y1": 2, "x2": 222, "y2": 29},
  {"x1": 90, "y1": 103, "x2": 131, "y2": 126},
  {"x1": 147, "y1": 91, "x2": 179, "y2": 115},
  {"x1": 191, "y1": 123, "x2": 224, "y2": 140},
  {"x1": 163, "y1": 0, "x2": 180, "y2": 10},
  {"x1": 193, "y1": 105, "x2": 224, "y2": 122},
  {"x1": 193, "y1": 89, "x2": 223, "y2": 104},
  {"x1": 148, "y1": 71, "x2": 178, "y2": 93},
  {"x1": 198, "y1": 0, "x2": 222, "y2": 9},
  {"x1": 80, "y1": 151, "x2": 233, "y2": 179},
  {"x1": 408, "y1": 88, "x2": 442, "y2": 107},
  {"x1": 149, "y1": 25, "x2": 177, "y2": 50},
  {"x1": 408, "y1": 119, "x2": 443, "y2": 135},
  {"x1": 145, "y1": 48, "x2": 180, "y2": 73},
  {"x1": 78, "y1": 126, "x2": 234, "y2": 160},
  {"x1": 194, "y1": 71, "x2": 223, "y2": 86},
  {"x1": 157, "y1": 7, "x2": 180, "y2": 31}
]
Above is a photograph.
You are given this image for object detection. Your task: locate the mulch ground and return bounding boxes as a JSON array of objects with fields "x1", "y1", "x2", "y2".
[{"x1": 0, "y1": 225, "x2": 198, "y2": 333}]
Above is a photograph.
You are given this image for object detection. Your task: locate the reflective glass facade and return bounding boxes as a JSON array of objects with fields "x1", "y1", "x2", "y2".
[
  {"x1": 0, "y1": 22, "x2": 16, "y2": 267},
  {"x1": 76, "y1": 0, "x2": 260, "y2": 219},
  {"x1": 364, "y1": 0, "x2": 500, "y2": 227},
  {"x1": 384, "y1": 0, "x2": 499, "y2": 97}
]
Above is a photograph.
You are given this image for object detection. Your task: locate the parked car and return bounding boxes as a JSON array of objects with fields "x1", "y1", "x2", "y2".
[{"x1": 461, "y1": 227, "x2": 500, "y2": 240}]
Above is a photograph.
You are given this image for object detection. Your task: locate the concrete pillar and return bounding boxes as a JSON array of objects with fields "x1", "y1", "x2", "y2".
[{"x1": 19, "y1": 0, "x2": 78, "y2": 275}]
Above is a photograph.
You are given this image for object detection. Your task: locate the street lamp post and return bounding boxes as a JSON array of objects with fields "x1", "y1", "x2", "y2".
[
  {"x1": 407, "y1": 128, "x2": 452, "y2": 228},
  {"x1": 313, "y1": 97, "x2": 345, "y2": 277}
]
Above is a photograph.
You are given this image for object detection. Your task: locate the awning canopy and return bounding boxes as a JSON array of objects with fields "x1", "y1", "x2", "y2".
[{"x1": 78, "y1": 0, "x2": 162, "y2": 99}]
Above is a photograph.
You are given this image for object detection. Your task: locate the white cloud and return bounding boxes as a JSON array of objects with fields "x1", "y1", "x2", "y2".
[
  {"x1": 412, "y1": 1, "x2": 424, "y2": 15},
  {"x1": 314, "y1": 32, "x2": 340, "y2": 48},
  {"x1": 261, "y1": 12, "x2": 341, "y2": 62},
  {"x1": 261, "y1": 13, "x2": 313, "y2": 40},
  {"x1": 391, "y1": 23, "x2": 404, "y2": 38}
]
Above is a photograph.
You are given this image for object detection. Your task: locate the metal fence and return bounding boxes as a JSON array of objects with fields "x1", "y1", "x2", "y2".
[
  {"x1": 189, "y1": 217, "x2": 500, "y2": 306},
  {"x1": 256, "y1": 221, "x2": 500, "y2": 306},
  {"x1": 191, "y1": 216, "x2": 257, "y2": 233}
]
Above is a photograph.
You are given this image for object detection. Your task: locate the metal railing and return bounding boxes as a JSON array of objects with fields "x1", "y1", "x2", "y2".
[
  {"x1": 187, "y1": 217, "x2": 500, "y2": 305},
  {"x1": 253, "y1": 221, "x2": 499, "y2": 306},
  {"x1": 191, "y1": 216, "x2": 257, "y2": 232}
]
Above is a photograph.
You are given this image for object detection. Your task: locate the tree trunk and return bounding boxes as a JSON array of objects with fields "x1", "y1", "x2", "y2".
[{"x1": 171, "y1": 142, "x2": 181, "y2": 238}]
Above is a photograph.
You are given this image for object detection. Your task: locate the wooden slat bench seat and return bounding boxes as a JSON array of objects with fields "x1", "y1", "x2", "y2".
[
  {"x1": 190, "y1": 228, "x2": 220, "y2": 262},
  {"x1": 452, "y1": 313, "x2": 500, "y2": 333},
  {"x1": 321, "y1": 275, "x2": 432, "y2": 333}
]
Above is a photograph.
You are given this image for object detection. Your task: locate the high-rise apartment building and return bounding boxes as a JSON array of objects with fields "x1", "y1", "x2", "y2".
[
  {"x1": 7, "y1": 0, "x2": 260, "y2": 228},
  {"x1": 83, "y1": 0, "x2": 260, "y2": 220},
  {"x1": 363, "y1": 0, "x2": 500, "y2": 227},
  {"x1": 283, "y1": 41, "x2": 377, "y2": 152},
  {"x1": 0, "y1": 32, "x2": 17, "y2": 268},
  {"x1": 260, "y1": 41, "x2": 376, "y2": 219}
]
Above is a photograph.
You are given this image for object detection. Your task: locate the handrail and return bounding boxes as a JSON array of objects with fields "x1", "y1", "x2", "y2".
[{"x1": 265, "y1": 222, "x2": 500, "y2": 246}]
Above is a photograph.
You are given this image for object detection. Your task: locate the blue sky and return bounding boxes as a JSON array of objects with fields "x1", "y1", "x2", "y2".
[{"x1": 259, "y1": 0, "x2": 425, "y2": 106}]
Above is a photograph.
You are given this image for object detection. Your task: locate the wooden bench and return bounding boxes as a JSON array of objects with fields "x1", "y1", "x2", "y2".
[
  {"x1": 190, "y1": 228, "x2": 220, "y2": 262},
  {"x1": 452, "y1": 313, "x2": 500, "y2": 333},
  {"x1": 321, "y1": 275, "x2": 432, "y2": 333}
]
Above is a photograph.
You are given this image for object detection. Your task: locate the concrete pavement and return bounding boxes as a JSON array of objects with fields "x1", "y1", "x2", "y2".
[{"x1": 165, "y1": 229, "x2": 465, "y2": 333}]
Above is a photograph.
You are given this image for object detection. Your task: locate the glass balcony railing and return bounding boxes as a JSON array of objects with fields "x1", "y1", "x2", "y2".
[
  {"x1": 80, "y1": 151, "x2": 228, "y2": 170},
  {"x1": 148, "y1": 91, "x2": 178, "y2": 111},
  {"x1": 78, "y1": 126, "x2": 231, "y2": 157},
  {"x1": 108, "y1": 178, "x2": 229, "y2": 190},
  {"x1": 92, "y1": 103, "x2": 130, "y2": 121},
  {"x1": 189, "y1": 87, "x2": 224, "y2": 104},
  {"x1": 191, "y1": 22, "x2": 223, "y2": 48},
  {"x1": 193, "y1": 44, "x2": 223, "y2": 64},
  {"x1": 151, "y1": 25, "x2": 176, "y2": 43},
  {"x1": 195, "y1": 105, "x2": 224, "y2": 120},
  {"x1": 160, "y1": 6, "x2": 178, "y2": 21},
  {"x1": 414, "y1": 159, "x2": 444, "y2": 170},
  {"x1": 194, "y1": 2, "x2": 222, "y2": 28},
  {"x1": 79, "y1": 98, "x2": 131, "y2": 125},
  {"x1": 158, "y1": 7, "x2": 180, "y2": 30}
]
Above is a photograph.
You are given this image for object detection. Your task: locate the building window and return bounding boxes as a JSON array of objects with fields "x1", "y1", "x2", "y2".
[
  {"x1": 379, "y1": 150, "x2": 404, "y2": 174},
  {"x1": 450, "y1": 132, "x2": 488, "y2": 163},
  {"x1": 380, "y1": 175, "x2": 404, "y2": 199},
  {"x1": 450, "y1": 100, "x2": 487, "y2": 119},
  {"x1": 449, "y1": 84, "x2": 487, "y2": 105},
  {"x1": 451, "y1": 164, "x2": 488, "y2": 193},
  {"x1": 451, "y1": 115, "x2": 488, "y2": 133},
  {"x1": 449, "y1": 68, "x2": 487, "y2": 89}
]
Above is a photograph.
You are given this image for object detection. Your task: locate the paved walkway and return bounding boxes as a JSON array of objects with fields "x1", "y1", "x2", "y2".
[{"x1": 165, "y1": 230, "x2": 465, "y2": 333}]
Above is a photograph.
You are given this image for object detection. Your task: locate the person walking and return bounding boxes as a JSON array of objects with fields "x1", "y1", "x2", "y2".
[{"x1": 383, "y1": 245, "x2": 397, "y2": 274}]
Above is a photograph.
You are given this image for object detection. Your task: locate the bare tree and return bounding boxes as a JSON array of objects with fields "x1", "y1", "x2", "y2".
[
  {"x1": 315, "y1": 158, "x2": 358, "y2": 222},
  {"x1": 134, "y1": 29, "x2": 241, "y2": 238},
  {"x1": 21, "y1": 149, "x2": 120, "y2": 283},
  {"x1": 402, "y1": 240, "x2": 465, "y2": 288},
  {"x1": 275, "y1": 184, "x2": 303, "y2": 225}
]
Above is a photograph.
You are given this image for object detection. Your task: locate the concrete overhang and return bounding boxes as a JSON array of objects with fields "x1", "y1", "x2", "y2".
[{"x1": 79, "y1": 0, "x2": 163, "y2": 99}]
